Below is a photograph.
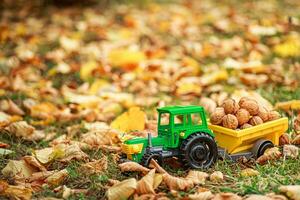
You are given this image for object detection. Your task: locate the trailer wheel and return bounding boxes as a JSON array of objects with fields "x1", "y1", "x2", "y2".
[
  {"x1": 179, "y1": 132, "x2": 218, "y2": 169},
  {"x1": 251, "y1": 139, "x2": 274, "y2": 159}
]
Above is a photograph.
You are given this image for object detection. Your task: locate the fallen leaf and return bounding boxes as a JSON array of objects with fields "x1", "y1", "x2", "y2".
[
  {"x1": 279, "y1": 185, "x2": 300, "y2": 200},
  {"x1": 149, "y1": 159, "x2": 167, "y2": 174},
  {"x1": 0, "y1": 99, "x2": 25, "y2": 116},
  {"x1": 136, "y1": 169, "x2": 156, "y2": 194},
  {"x1": 0, "y1": 148, "x2": 14, "y2": 155},
  {"x1": 189, "y1": 191, "x2": 214, "y2": 200},
  {"x1": 45, "y1": 169, "x2": 69, "y2": 186},
  {"x1": 244, "y1": 195, "x2": 273, "y2": 200},
  {"x1": 34, "y1": 146, "x2": 65, "y2": 164},
  {"x1": 108, "y1": 48, "x2": 146, "y2": 70},
  {"x1": 60, "y1": 144, "x2": 89, "y2": 162},
  {"x1": 266, "y1": 193, "x2": 288, "y2": 200},
  {"x1": 118, "y1": 161, "x2": 150, "y2": 174},
  {"x1": 283, "y1": 145, "x2": 299, "y2": 158},
  {"x1": 275, "y1": 100, "x2": 300, "y2": 111},
  {"x1": 81, "y1": 129, "x2": 121, "y2": 148},
  {"x1": 106, "y1": 178, "x2": 137, "y2": 200},
  {"x1": 292, "y1": 134, "x2": 300, "y2": 145},
  {"x1": 162, "y1": 173, "x2": 194, "y2": 191},
  {"x1": 257, "y1": 147, "x2": 282, "y2": 164},
  {"x1": 111, "y1": 107, "x2": 146, "y2": 132},
  {"x1": 241, "y1": 168, "x2": 259, "y2": 177},
  {"x1": 212, "y1": 192, "x2": 242, "y2": 200},
  {"x1": 23, "y1": 156, "x2": 47, "y2": 172},
  {"x1": 210, "y1": 171, "x2": 224, "y2": 182},
  {"x1": 6, "y1": 121, "x2": 34, "y2": 138},
  {"x1": 186, "y1": 170, "x2": 209, "y2": 184},
  {"x1": 80, "y1": 156, "x2": 108, "y2": 175},
  {"x1": 2, "y1": 160, "x2": 36, "y2": 178},
  {"x1": 0, "y1": 181, "x2": 32, "y2": 200}
]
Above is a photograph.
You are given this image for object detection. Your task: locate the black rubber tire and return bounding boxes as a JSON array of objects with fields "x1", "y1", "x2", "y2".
[
  {"x1": 141, "y1": 152, "x2": 162, "y2": 167},
  {"x1": 179, "y1": 132, "x2": 218, "y2": 169},
  {"x1": 251, "y1": 139, "x2": 274, "y2": 158}
]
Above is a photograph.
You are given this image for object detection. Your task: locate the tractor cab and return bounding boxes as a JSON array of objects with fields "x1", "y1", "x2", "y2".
[
  {"x1": 122, "y1": 105, "x2": 217, "y2": 169},
  {"x1": 157, "y1": 106, "x2": 211, "y2": 148}
]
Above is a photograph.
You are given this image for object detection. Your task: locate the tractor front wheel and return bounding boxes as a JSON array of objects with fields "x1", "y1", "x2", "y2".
[
  {"x1": 141, "y1": 152, "x2": 162, "y2": 167},
  {"x1": 180, "y1": 132, "x2": 218, "y2": 169}
]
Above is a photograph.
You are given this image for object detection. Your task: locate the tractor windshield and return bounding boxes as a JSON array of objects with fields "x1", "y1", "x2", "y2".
[{"x1": 159, "y1": 112, "x2": 170, "y2": 127}]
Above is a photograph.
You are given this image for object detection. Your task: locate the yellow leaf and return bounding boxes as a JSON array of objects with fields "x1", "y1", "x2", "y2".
[
  {"x1": 111, "y1": 107, "x2": 146, "y2": 132},
  {"x1": 241, "y1": 168, "x2": 259, "y2": 177},
  {"x1": 45, "y1": 169, "x2": 69, "y2": 186},
  {"x1": 88, "y1": 79, "x2": 109, "y2": 95},
  {"x1": 2, "y1": 160, "x2": 36, "y2": 178},
  {"x1": 0, "y1": 181, "x2": 32, "y2": 200},
  {"x1": 275, "y1": 100, "x2": 300, "y2": 111},
  {"x1": 106, "y1": 178, "x2": 137, "y2": 200},
  {"x1": 279, "y1": 185, "x2": 300, "y2": 200},
  {"x1": 210, "y1": 171, "x2": 224, "y2": 182},
  {"x1": 200, "y1": 70, "x2": 228, "y2": 86},
  {"x1": 274, "y1": 37, "x2": 300, "y2": 58},
  {"x1": 108, "y1": 49, "x2": 146, "y2": 70},
  {"x1": 176, "y1": 82, "x2": 202, "y2": 96},
  {"x1": 80, "y1": 60, "x2": 99, "y2": 80},
  {"x1": 34, "y1": 146, "x2": 64, "y2": 164}
]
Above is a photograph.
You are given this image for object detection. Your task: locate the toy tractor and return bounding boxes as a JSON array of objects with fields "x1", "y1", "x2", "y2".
[{"x1": 122, "y1": 106, "x2": 218, "y2": 169}]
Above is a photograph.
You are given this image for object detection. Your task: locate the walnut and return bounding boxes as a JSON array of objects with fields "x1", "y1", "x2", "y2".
[
  {"x1": 249, "y1": 116, "x2": 263, "y2": 126},
  {"x1": 222, "y1": 98, "x2": 239, "y2": 114},
  {"x1": 236, "y1": 109, "x2": 250, "y2": 126},
  {"x1": 210, "y1": 107, "x2": 225, "y2": 125},
  {"x1": 238, "y1": 97, "x2": 252, "y2": 107},
  {"x1": 279, "y1": 133, "x2": 290, "y2": 146},
  {"x1": 240, "y1": 123, "x2": 252, "y2": 129},
  {"x1": 268, "y1": 111, "x2": 281, "y2": 121},
  {"x1": 239, "y1": 99, "x2": 259, "y2": 116},
  {"x1": 222, "y1": 114, "x2": 238, "y2": 129},
  {"x1": 257, "y1": 106, "x2": 269, "y2": 122}
]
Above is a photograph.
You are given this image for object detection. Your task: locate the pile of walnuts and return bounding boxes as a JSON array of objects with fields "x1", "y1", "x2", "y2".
[{"x1": 210, "y1": 97, "x2": 281, "y2": 130}]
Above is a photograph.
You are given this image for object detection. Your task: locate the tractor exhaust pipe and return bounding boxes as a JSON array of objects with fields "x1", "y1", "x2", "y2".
[{"x1": 148, "y1": 133, "x2": 152, "y2": 147}]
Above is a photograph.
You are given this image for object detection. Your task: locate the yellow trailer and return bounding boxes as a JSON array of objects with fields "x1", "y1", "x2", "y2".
[{"x1": 208, "y1": 117, "x2": 288, "y2": 159}]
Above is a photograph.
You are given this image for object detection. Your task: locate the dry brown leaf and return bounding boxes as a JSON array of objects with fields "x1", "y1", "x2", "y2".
[
  {"x1": 189, "y1": 191, "x2": 214, "y2": 200},
  {"x1": 133, "y1": 192, "x2": 168, "y2": 200},
  {"x1": 279, "y1": 185, "x2": 300, "y2": 200},
  {"x1": 240, "y1": 168, "x2": 259, "y2": 177},
  {"x1": 119, "y1": 161, "x2": 150, "y2": 174},
  {"x1": 111, "y1": 107, "x2": 146, "y2": 132},
  {"x1": 186, "y1": 170, "x2": 209, "y2": 184},
  {"x1": 244, "y1": 195, "x2": 273, "y2": 200},
  {"x1": 45, "y1": 169, "x2": 69, "y2": 186},
  {"x1": 81, "y1": 129, "x2": 121, "y2": 148},
  {"x1": 0, "y1": 99, "x2": 25, "y2": 116},
  {"x1": 0, "y1": 182, "x2": 32, "y2": 200},
  {"x1": 6, "y1": 120, "x2": 33, "y2": 137},
  {"x1": 23, "y1": 156, "x2": 47, "y2": 172},
  {"x1": 80, "y1": 156, "x2": 108, "y2": 175},
  {"x1": 136, "y1": 169, "x2": 156, "y2": 194},
  {"x1": 29, "y1": 102, "x2": 59, "y2": 120},
  {"x1": 2, "y1": 160, "x2": 37, "y2": 178},
  {"x1": 292, "y1": 135, "x2": 300, "y2": 145},
  {"x1": 212, "y1": 192, "x2": 242, "y2": 200},
  {"x1": 283, "y1": 145, "x2": 299, "y2": 158},
  {"x1": 153, "y1": 173, "x2": 163, "y2": 190},
  {"x1": 210, "y1": 171, "x2": 224, "y2": 182},
  {"x1": 149, "y1": 159, "x2": 167, "y2": 174},
  {"x1": 106, "y1": 178, "x2": 137, "y2": 200},
  {"x1": 266, "y1": 193, "x2": 288, "y2": 200},
  {"x1": 257, "y1": 147, "x2": 282, "y2": 164},
  {"x1": 60, "y1": 144, "x2": 89, "y2": 162},
  {"x1": 162, "y1": 173, "x2": 194, "y2": 191}
]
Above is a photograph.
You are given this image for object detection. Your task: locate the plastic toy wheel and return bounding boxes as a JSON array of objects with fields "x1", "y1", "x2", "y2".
[
  {"x1": 180, "y1": 132, "x2": 218, "y2": 169},
  {"x1": 251, "y1": 139, "x2": 274, "y2": 159},
  {"x1": 141, "y1": 152, "x2": 162, "y2": 167}
]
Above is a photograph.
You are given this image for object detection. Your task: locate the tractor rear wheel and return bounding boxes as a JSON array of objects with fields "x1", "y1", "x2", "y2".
[{"x1": 180, "y1": 132, "x2": 218, "y2": 169}]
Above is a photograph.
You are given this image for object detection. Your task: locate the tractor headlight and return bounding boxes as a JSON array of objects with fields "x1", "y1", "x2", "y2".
[{"x1": 122, "y1": 143, "x2": 144, "y2": 154}]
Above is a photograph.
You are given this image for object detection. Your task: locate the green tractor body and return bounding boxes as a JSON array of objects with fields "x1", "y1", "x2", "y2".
[{"x1": 122, "y1": 105, "x2": 218, "y2": 169}]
